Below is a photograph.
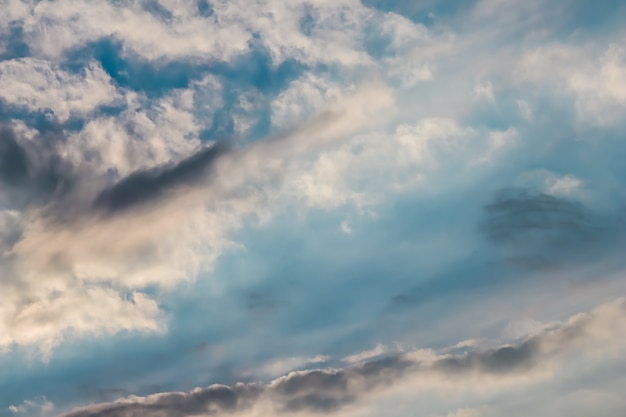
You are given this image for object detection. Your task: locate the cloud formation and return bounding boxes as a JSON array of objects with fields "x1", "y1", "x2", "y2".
[
  {"x1": 56, "y1": 298, "x2": 626, "y2": 417},
  {"x1": 1, "y1": 1, "x2": 625, "y2": 416}
]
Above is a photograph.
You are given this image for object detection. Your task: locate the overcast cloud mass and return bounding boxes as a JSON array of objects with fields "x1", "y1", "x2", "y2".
[{"x1": 0, "y1": 0, "x2": 625, "y2": 416}]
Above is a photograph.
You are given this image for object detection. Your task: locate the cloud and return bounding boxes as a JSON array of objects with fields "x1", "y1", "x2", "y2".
[
  {"x1": 0, "y1": 59, "x2": 119, "y2": 122},
  {"x1": 447, "y1": 408, "x2": 482, "y2": 417},
  {"x1": 342, "y1": 344, "x2": 389, "y2": 364},
  {"x1": 287, "y1": 117, "x2": 514, "y2": 210},
  {"x1": 92, "y1": 141, "x2": 229, "y2": 214},
  {"x1": 7, "y1": 397, "x2": 54, "y2": 416},
  {"x1": 1, "y1": 2, "x2": 625, "y2": 414},
  {"x1": 54, "y1": 298, "x2": 626, "y2": 417},
  {"x1": 479, "y1": 188, "x2": 626, "y2": 269},
  {"x1": 0, "y1": 124, "x2": 78, "y2": 212},
  {"x1": 60, "y1": 384, "x2": 263, "y2": 417},
  {"x1": 568, "y1": 43, "x2": 626, "y2": 126},
  {"x1": 519, "y1": 39, "x2": 626, "y2": 126},
  {"x1": 481, "y1": 190, "x2": 589, "y2": 245},
  {"x1": 0, "y1": 81, "x2": 394, "y2": 353},
  {"x1": 256, "y1": 355, "x2": 330, "y2": 379},
  {"x1": 0, "y1": 0, "x2": 387, "y2": 69}
]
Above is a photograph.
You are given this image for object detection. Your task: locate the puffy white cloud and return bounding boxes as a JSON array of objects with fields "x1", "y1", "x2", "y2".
[
  {"x1": 0, "y1": 59, "x2": 119, "y2": 121},
  {"x1": 520, "y1": 39, "x2": 626, "y2": 126},
  {"x1": 271, "y1": 73, "x2": 346, "y2": 129},
  {"x1": 0, "y1": 80, "x2": 395, "y2": 353},
  {"x1": 287, "y1": 118, "x2": 514, "y2": 210},
  {"x1": 568, "y1": 43, "x2": 626, "y2": 126}
]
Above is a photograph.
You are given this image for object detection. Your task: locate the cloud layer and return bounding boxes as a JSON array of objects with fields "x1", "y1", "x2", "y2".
[{"x1": 58, "y1": 298, "x2": 626, "y2": 417}]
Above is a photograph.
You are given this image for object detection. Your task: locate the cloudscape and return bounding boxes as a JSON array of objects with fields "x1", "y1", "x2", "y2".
[{"x1": 1, "y1": 1, "x2": 625, "y2": 416}]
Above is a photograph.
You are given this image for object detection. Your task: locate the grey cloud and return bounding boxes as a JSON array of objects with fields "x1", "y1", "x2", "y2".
[
  {"x1": 0, "y1": 127, "x2": 29, "y2": 185},
  {"x1": 481, "y1": 189, "x2": 590, "y2": 245},
  {"x1": 434, "y1": 339, "x2": 538, "y2": 375},
  {"x1": 480, "y1": 188, "x2": 626, "y2": 268},
  {"x1": 92, "y1": 141, "x2": 230, "y2": 214},
  {"x1": 56, "y1": 307, "x2": 610, "y2": 417},
  {"x1": 0, "y1": 122, "x2": 231, "y2": 221},
  {"x1": 0, "y1": 126, "x2": 75, "y2": 208},
  {"x1": 63, "y1": 384, "x2": 264, "y2": 417}
]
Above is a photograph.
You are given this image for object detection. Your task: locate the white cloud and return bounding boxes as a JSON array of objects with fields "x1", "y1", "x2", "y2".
[
  {"x1": 255, "y1": 355, "x2": 330, "y2": 379},
  {"x1": 340, "y1": 220, "x2": 352, "y2": 234},
  {"x1": 271, "y1": 73, "x2": 346, "y2": 129},
  {"x1": 515, "y1": 99, "x2": 533, "y2": 121},
  {"x1": 0, "y1": 59, "x2": 119, "y2": 121},
  {"x1": 0, "y1": 81, "x2": 395, "y2": 353},
  {"x1": 544, "y1": 175, "x2": 583, "y2": 196},
  {"x1": 342, "y1": 344, "x2": 388, "y2": 364},
  {"x1": 474, "y1": 81, "x2": 494, "y2": 101},
  {"x1": 288, "y1": 117, "x2": 514, "y2": 210},
  {"x1": 13, "y1": 0, "x2": 250, "y2": 61},
  {"x1": 568, "y1": 43, "x2": 626, "y2": 126},
  {"x1": 519, "y1": 39, "x2": 626, "y2": 126},
  {"x1": 516, "y1": 170, "x2": 584, "y2": 197},
  {"x1": 7, "y1": 397, "x2": 54, "y2": 416},
  {"x1": 0, "y1": 0, "x2": 379, "y2": 68},
  {"x1": 447, "y1": 408, "x2": 483, "y2": 417}
]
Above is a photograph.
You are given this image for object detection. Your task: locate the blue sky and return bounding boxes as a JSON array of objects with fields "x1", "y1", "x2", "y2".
[{"x1": 1, "y1": 1, "x2": 626, "y2": 417}]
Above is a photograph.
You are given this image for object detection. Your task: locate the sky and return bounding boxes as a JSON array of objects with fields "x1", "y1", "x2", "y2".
[{"x1": 0, "y1": 0, "x2": 626, "y2": 416}]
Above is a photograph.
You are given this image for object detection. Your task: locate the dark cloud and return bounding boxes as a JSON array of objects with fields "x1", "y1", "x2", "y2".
[
  {"x1": 92, "y1": 141, "x2": 229, "y2": 214},
  {"x1": 63, "y1": 384, "x2": 263, "y2": 417},
  {"x1": 0, "y1": 125, "x2": 75, "y2": 209},
  {"x1": 0, "y1": 121, "x2": 236, "y2": 242},
  {"x1": 0, "y1": 127, "x2": 30, "y2": 185},
  {"x1": 245, "y1": 292, "x2": 279, "y2": 314},
  {"x1": 434, "y1": 339, "x2": 538, "y2": 375},
  {"x1": 481, "y1": 189, "x2": 590, "y2": 246},
  {"x1": 480, "y1": 188, "x2": 626, "y2": 268}
]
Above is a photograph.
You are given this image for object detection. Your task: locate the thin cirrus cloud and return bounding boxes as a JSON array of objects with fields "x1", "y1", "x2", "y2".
[{"x1": 0, "y1": 0, "x2": 625, "y2": 416}]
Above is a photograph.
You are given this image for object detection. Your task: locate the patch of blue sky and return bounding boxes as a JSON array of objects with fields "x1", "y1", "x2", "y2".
[
  {"x1": 58, "y1": 36, "x2": 312, "y2": 143},
  {"x1": 0, "y1": 21, "x2": 30, "y2": 61}
]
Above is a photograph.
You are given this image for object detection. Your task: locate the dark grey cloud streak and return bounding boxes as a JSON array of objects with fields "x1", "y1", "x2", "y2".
[
  {"x1": 93, "y1": 141, "x2": 230, "y2": 214},
  {"x1": 0, "y1": 123, "x2": 230, "y2": 221}
]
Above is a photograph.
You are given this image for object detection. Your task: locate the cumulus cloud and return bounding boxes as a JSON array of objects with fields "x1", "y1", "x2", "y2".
[
  {"x1": 0, "y1": 59, "x2": 119, "y2": 121},
  {"x1": 0, "y1": 0, "x2": 390, "y2": 69},
  {"x1": 0, "y1": 80, "x2": 394, "y2": 353},
  {"x1": 519, "y1": 39, "x2": 626, "y2": 126},
  {"x1": 55, "y1": 298, "x2": 626, "y2": 417},
  {"x1": 288, "y1": 117, "x2": 514, "y2": 210}
]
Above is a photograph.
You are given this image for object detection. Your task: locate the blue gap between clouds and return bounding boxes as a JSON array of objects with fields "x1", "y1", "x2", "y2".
[
  {"x1": 0, "y1": 21, "x2": 30, "y2": 61},
  {"x1": 61, "y1": 37, "x2": 307, "y2": 142}
]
